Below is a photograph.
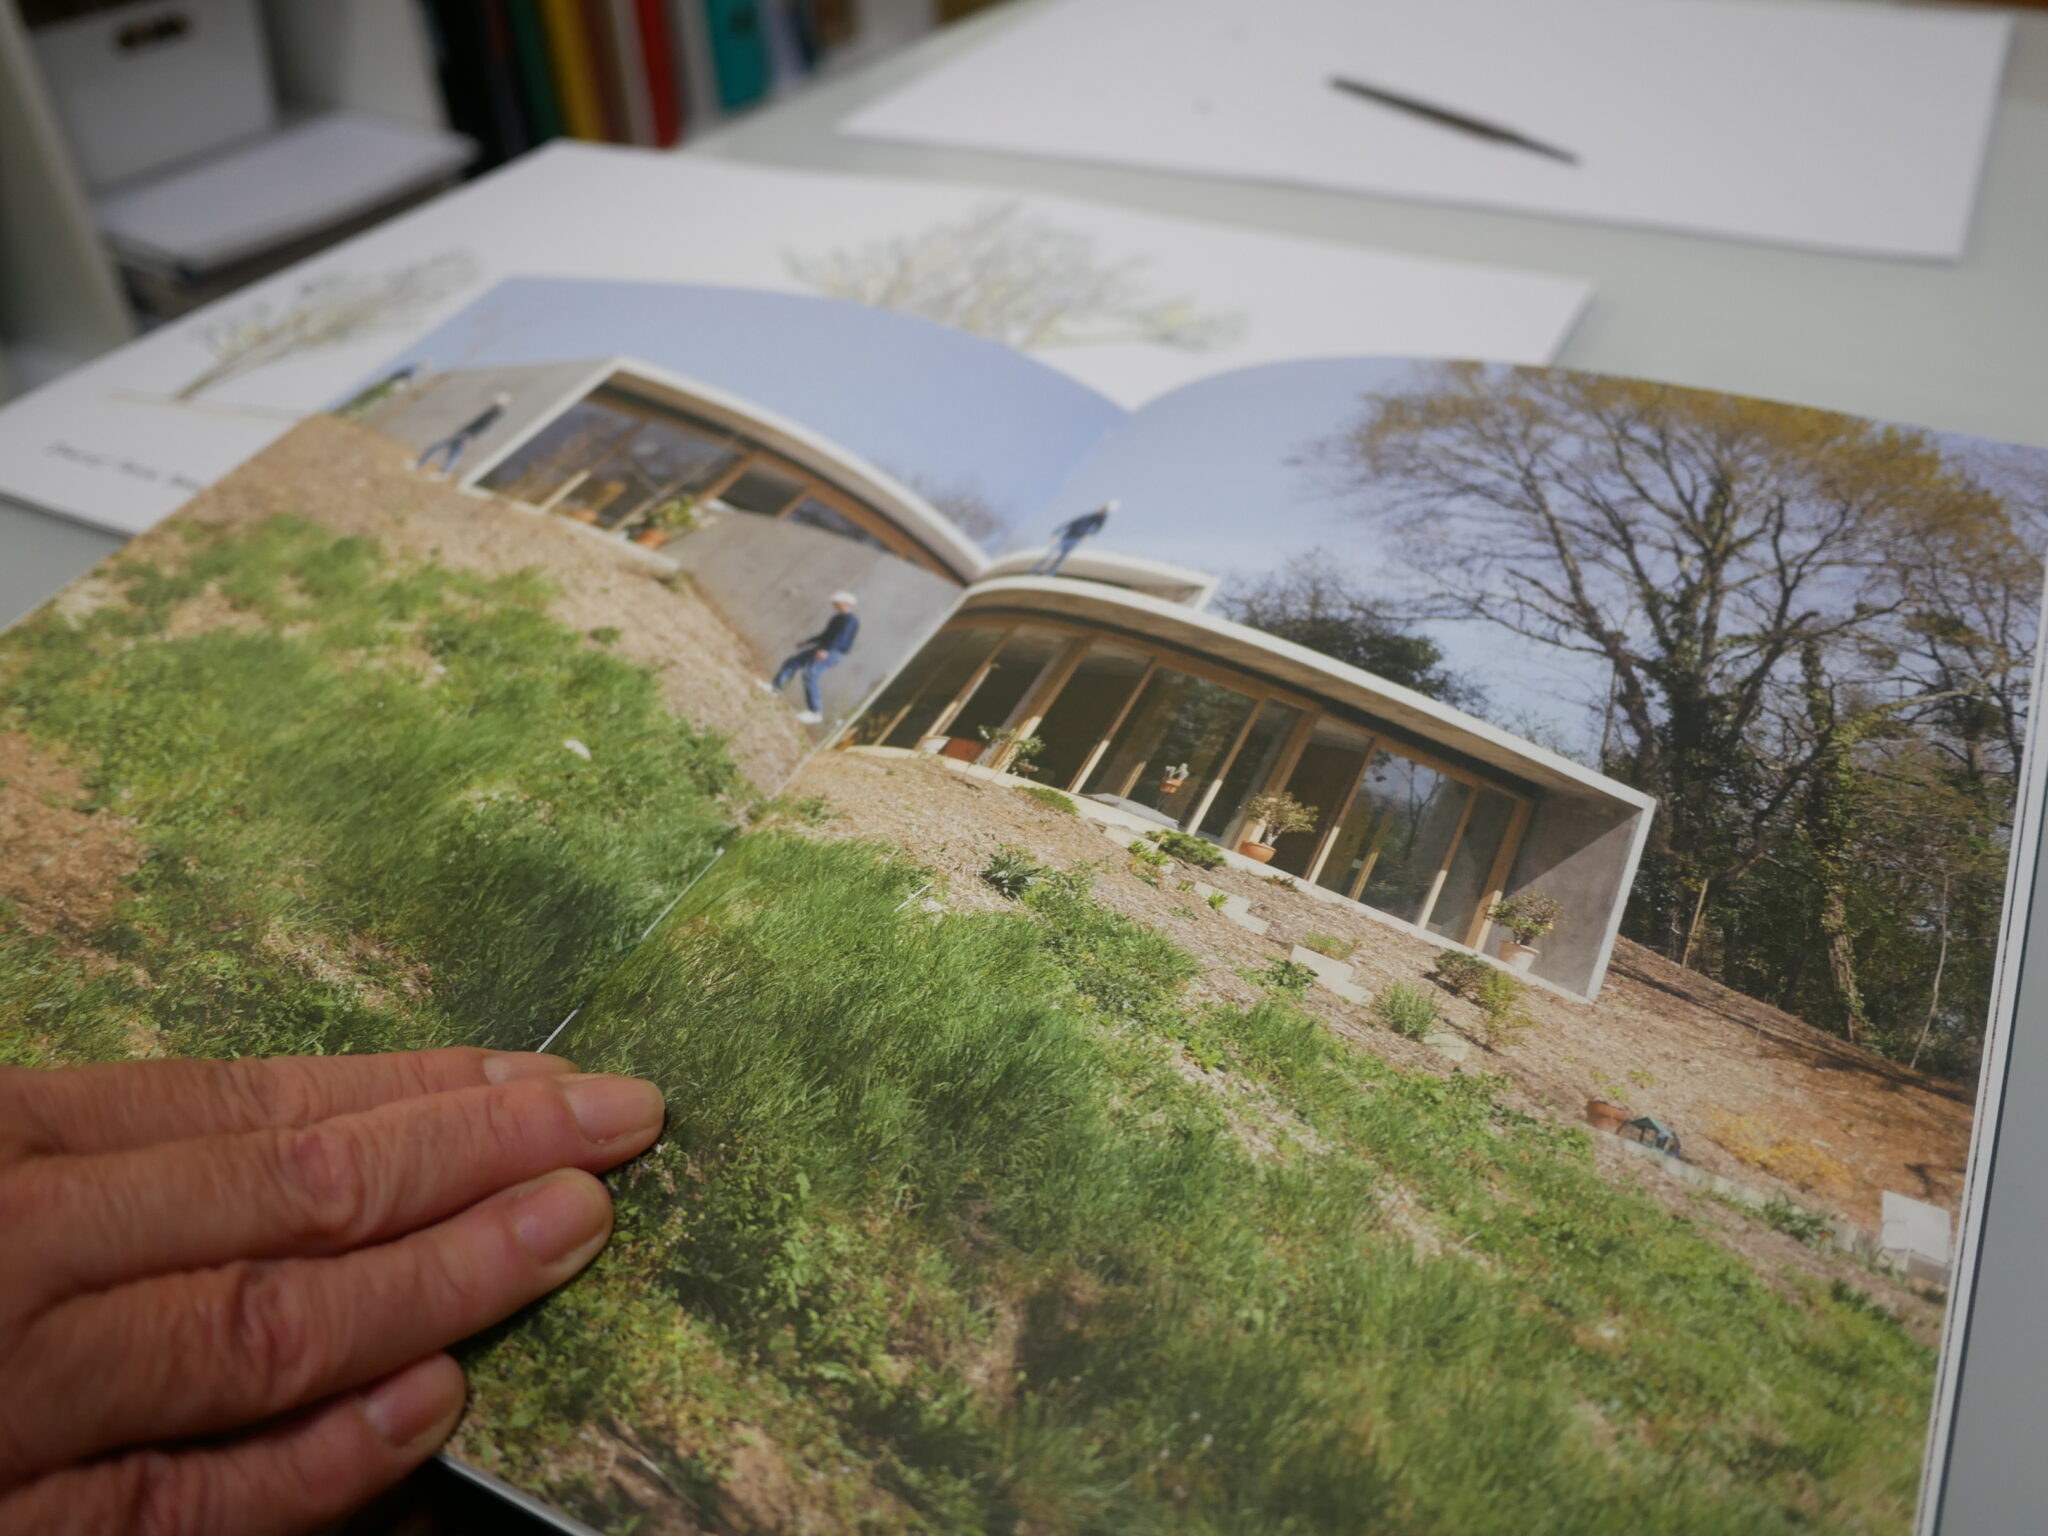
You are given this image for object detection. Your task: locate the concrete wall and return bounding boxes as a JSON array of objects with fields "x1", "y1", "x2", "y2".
[
  {"x1": 667, "y1": 513, "x2": 961, "y2": 724},
  {"x1": 1504, "y1": 790, "x2": 1650, "y2": 997},
  {"x1": 357, "y1": 361, "x2": 600, "y2": 480}
]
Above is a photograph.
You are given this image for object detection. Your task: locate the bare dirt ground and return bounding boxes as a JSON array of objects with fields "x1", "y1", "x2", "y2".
[
  {"x1": 0, "y1": 731, "x2": 141, "y2": 943},
  {"x1": 114, "y1": 415, "x2": 815, "y2": 793},
  {"x1": 789, "y1": 748, "x2": 1969, "y2": 1324}
]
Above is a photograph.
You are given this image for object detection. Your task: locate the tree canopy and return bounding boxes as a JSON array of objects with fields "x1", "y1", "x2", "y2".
[{"x1": 1317, "y1": 364, "x2": 2039, "y2": 1074}]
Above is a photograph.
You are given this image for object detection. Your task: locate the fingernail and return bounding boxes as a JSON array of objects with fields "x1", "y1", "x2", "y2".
[
  {"x1": 363, "y1": 1356, "x2": 464, "y2": 1447},
  {"x1": 483, "y1": 1051, "x2": 576, "y2": 1084},
  {"x1": 511, "y1": 1171, "x2": 611, "y2": 1262},
  {"x1": 562, "y1": 1073, "x2": 665, "y2": 1144}
]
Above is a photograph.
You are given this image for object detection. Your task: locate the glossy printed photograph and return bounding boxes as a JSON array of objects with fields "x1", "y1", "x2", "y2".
[{"x1": 3, "y1": 275, "x2": 2040, "y2": 1535}]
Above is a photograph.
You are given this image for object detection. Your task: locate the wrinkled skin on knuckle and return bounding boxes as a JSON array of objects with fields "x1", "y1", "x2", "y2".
[
  {"x1": 215, "y1": 1262, "x2": 328, "y2": 1413},
  {"x1": 119, "y1": 1449, "x2": 213, "y2": 1536},
  {"x1": 0, "y1": 1070, "x2": 54, "y2": 1160},
  {"x1": 224, "y1": 1057, "x2": 319, "y2": 1133},
  {"x1": 271, "y1": 1121, "x2": 382, "y2": 1250}
]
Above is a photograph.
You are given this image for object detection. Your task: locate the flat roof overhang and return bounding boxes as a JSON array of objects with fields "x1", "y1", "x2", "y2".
[
  {"x1": 582, "y1": 357, "x2": 991, "y2": 584},
  {"x1": 956, "y1": 576, "x2": 1657, "y2": 811}
]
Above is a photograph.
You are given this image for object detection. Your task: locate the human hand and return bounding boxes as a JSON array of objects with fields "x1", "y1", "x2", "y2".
[
  {"x1": 813, "y1": 649, "x2": 829, "y2": 661},
  {"x1": 0, "y1": 1048, "x2": 664, "y2": 1536}
]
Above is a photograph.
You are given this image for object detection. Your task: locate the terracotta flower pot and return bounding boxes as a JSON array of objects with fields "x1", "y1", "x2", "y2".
[
  {"x1": 1584, "y1": 1099, "x2": 1630, "y2": 1134},
  {"x1": 1161, "y1": 777, "x2": 1188, "y2": 795},
  {"x1": 1238, "y1": 840, "x2": 1277, "y2": 864},
  {"x1": 1497, "y1": 937, "x2": 1539, "y2": 974},
  {"x1": 632, "y1": 527, "x2": 669, "y2": 549}
]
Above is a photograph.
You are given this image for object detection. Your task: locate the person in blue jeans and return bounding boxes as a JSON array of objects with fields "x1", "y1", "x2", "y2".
[
  {"x1": 1029, "y1": 499, "x2": 1117, "y2": 575},
  {"x1": 415, "y1": 393, "x2": 511, "y2": 477},
  {"x1": 760, "y1": 591, "x2": 859, "y2": 724}
]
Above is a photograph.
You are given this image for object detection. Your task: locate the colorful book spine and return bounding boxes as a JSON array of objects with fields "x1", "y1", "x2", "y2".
[
  {"x1": 635, "y1": 0, "x2": 685, "y2": 146},
  {"x1": 604, "y1": 0, "x2": 658, "y2": 145},
  {"x1": 506, "y1": 0, "x2": 565, "y2": 143},
  {"x1": 540, "y1": 0, "x2": 607, "y2": 139},
  {"x1": 702, "y1": 0, "x2": 771, "y2": 113},
  {"x1": 579, "y1": 0, "x2": 629, "y2": 141}
]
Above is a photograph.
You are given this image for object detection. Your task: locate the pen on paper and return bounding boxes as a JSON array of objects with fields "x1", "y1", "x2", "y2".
[{"x1": 1328, "y1": 75, "x2": 1580, "y2": 166}]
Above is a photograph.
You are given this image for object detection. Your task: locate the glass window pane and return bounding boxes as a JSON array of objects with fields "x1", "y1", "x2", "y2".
[
  {"x1": 1426, "y1": 788, "x2": 1519, "y2": 942},
  {"x1": 862, "y1": 626, "x2": 1006, "y2": 749},
  {"x1": 719, "y1": 464, "x2": 807, "y2": 516},
  {"x1": 1271, "y1": 725, "x2": 1372, "y2": 877},
  {"x1": 786, "y1": 497, "x2": 885, "y2": 552},
  {"x1": 1082, "y1": 668, "x2": 1256, "y2": 828},
  {"x1": 1354, "y1": 753, "x2": 1471, "y2": 923},
  {"x1": 1198, "y1": 700, "x2": 1305, "y2": 841},
  {"x1": 942, "y1": 628, "x2": 1067, "y2": 758},
  {"x1": 1030, "y1": 642, "x2": 1152, "y2": 790}
]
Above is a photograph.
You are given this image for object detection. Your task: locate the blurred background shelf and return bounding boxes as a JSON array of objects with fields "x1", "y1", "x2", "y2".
[{"x1": 0, "y1": 0, "x2": 957, "y2": 402}]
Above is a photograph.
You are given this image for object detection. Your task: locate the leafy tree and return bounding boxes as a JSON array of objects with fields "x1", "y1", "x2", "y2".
[
  {"x1": 1315, "y1": 363, "x2": 2037, "y2": 1071},
  {"x1": 1219, "y1": 551, "x2": 1483, "y2": 709}
]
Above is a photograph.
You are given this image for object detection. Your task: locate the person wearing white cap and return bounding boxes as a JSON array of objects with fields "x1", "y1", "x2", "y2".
[{"x1": 759, "y1": 590, "x2": 859, "y2": 724}]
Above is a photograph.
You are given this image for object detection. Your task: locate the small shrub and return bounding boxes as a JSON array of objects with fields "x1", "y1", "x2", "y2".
[
  {"x1": 587, "y1": 625, "x2": 622, "y2": 646},
  {"x1": 1489, "y1": 889, "x2": 1564, "y2": 944},
  {"x1": 1265, "y1": 874, "x2": 1297, "y2": 890},
  {"x1": 1475, "y1": 968, "x2": 1521, "y2": 1018},
  {"x1": 1253, "y1": 958, "x2": 1318, "y2": 999},
  {"x1": 1374, "y1": 982, "x2": 1439, "y2": 1040},
  {"x1": 1127, "y1": 839, "x2": 1170, "y2": 884},
  {"x1": 1434, "y1": 949, "x2": 1491, "y2": 997},
  {"x1": 1205, "y1": 891, "x2": 1229, "y2": 911},
  {"x1": 753, "y1": 794, "x2": 834, "y2": 829},
  {"x1": 980, "y1": 845, "x2": 1040, "y2": 899},
  {"x1": 978, "y1": 724, "x2": 1046, "y2": 775},
  {"x1": 1149, "y1": 828, "x2": 1226, "y2": 870},
  {"x1": 1760, "y1": 1196, "x2": 1832, "y2": 1247},
  {"x1": 1017, "y1": 784, "x2": 1077, "y2": 816},
  {"x1": 1300, "y1": 932, "x2": 1355, "y2": 961}
]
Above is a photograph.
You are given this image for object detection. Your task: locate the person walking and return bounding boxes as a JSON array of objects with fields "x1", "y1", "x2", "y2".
[
  {"x1": 415, "y1": 392, "x2": 512, "y2": 477},
  {"x1": 1029, "y1": 499, "x2": 1117, "y2": 575},
  {"x1": 760, "y1": 591, "x2": 859, "y2": 724}
]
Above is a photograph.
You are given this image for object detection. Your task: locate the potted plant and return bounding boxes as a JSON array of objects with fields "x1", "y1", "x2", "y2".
[
  {"x1": 631, "y1": 495, "x2": 699, "y2": 549},
  {"x1": 1159, "y1": 761, "x2": 1191, "y2": 796},
  {"x1": 1487, "y1": 890, "x2": 1563, "y2": 974},
  {"x1": 977, "y1": 724, "x2": 1047, "y2": 776},
  {"x1": 1238, "y1": 790, "x2": 1317, "y2": 863}
]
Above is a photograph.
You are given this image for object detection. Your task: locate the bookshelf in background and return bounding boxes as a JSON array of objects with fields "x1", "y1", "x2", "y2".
[{"x1": 427, "y1": 0, "x2": 937, "y2": 172}]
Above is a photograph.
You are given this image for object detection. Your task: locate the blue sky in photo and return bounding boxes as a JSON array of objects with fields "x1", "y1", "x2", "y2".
[
  {"x1": 1041, "y1": 358, "x2": 1612, "y2": 749},
  {"x1": 340, "y1": 277, "x2": 1127, "y2": 540}
]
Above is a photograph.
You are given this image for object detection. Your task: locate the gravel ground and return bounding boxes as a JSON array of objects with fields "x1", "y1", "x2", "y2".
[{"x1": 785, "y1": 747, "x2": 1966, "y2": 1323}]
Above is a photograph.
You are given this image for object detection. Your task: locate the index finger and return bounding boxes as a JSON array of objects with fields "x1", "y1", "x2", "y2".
[{"x1": 1, "y1": 1048, "x2": 576, "y2": 1157}]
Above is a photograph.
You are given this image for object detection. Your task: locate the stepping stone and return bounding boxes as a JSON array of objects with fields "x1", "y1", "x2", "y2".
[
  {"x1": 1422, "y1": 1031, "x2": 1471, "y2": 1063},
  {"x1": 1288, "y1": 945, "x2": 1357, "y2": 985}
]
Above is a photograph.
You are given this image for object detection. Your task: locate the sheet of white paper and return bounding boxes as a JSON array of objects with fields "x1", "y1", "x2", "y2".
[
  {"x1": 0, "y1": 145, "x2": 1589, "y2": 538},
  {"x1": 844, "y1": 0, "x2": 2012, "y2": 260},
  {"x1": 95, "y1": 112, "x2": 476, "y2": 273}
]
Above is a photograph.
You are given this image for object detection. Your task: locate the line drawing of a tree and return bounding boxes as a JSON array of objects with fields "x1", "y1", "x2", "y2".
[
  {"x1": 173, "y1": 251, "x2": 480, "y2": 403},
  {"x1": 785, "y1": 202, "x2": 1246, "y2": 353}
]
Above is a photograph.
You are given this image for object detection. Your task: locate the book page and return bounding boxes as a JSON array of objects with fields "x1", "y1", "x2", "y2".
[
  {"x1": 0, "y1": 146, "x2": 1588, "y2": 540},
  {"x1": 4, "y1": 283, "x2": 2040, "y2": 1533}
]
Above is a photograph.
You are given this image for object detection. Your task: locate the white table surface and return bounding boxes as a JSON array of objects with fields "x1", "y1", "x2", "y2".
[{"x1": 2, "y1": 5, "x2": 2045, "y2": 1529}]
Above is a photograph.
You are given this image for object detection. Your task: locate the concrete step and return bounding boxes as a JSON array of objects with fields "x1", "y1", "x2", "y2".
[
  {"x1": 1194, "y1": 881, "x2": 1271, "y2": 936},
  {"x1": 1289, "y1": 944, "x2": 1368, "y2": 1005}
]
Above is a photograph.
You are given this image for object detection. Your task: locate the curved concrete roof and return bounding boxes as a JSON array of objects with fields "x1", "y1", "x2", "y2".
[
  {"x1": 956, "y1": 577, "x2": 1656, "y2": 808},
  {"x1": 594, "y1": 358, "x2": 991, "y2": 583}
]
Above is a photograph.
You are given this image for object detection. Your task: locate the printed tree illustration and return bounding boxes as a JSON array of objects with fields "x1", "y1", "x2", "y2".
[
  {"x1": 786, "y1": 202, "x2": 1245, "y2": 353},
  {"x1": 173, "y1": 251, "x2": 479, "y2": 402}
]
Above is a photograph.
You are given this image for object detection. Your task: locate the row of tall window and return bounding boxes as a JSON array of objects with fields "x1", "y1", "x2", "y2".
[
  {"x1": 858, "y1": 621, "x2": 1526, "y2": 945},
  {"x1": 477, "y1": 383, "x2": 889, "y2": 554}
]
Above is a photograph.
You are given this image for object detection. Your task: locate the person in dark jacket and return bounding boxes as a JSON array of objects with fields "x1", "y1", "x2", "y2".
[
  {"x1": 1029, "y1": 499, "x2": 1117, "y2": 574},
  {"x1": 415, "y1": 392, "x2": 512, "y2": 477},
  {"x1": 760, "y1": 591, "x2": 859, "y2": 723}
]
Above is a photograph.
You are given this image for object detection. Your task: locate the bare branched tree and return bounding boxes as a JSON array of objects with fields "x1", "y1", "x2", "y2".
[
  {"x1": 175, "y1": 251, "x2": 479, "y2": 402},
  {"x1": 786, "y1": 202, "x2": 1245, "y2": 353}
]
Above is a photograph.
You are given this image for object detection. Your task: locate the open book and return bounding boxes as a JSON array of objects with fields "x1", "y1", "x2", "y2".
[{"x1": 4, "y1": 272, "x2": 2039, "y2": 1534}]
